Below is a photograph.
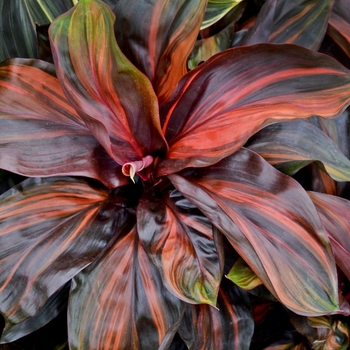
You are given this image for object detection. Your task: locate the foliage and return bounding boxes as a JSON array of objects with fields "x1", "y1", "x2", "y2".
[{"x1": 0, "y1": 0, "x2": 350, "y2": 349}]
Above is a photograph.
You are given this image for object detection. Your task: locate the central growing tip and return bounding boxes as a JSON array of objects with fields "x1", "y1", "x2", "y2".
[{"x1": 122, "y1": 155, "x2": 154, "y2": 183}]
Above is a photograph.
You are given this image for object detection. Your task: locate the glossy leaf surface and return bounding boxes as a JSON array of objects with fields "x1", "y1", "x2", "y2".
[
  {"x1": 178, "y1": 281, "x2": 254, "y2": 349},
  {"x1": 328, "y1": 0, "x2": 350, "y2": 58},
  {"x1": 0, "y1": 282, "x2": 70, "y2": 343},
  {"x1": 0, "y1": 0, "x2": 73, "y2": 61},
  {"x1": 201, "y1": 0, "x2": 244, "y2": 29},
  {"x1": 309, "y1": 192, "x2": 350, "y2": 281},
  {"x1": 49, "y1": 0, "x2": 166, "y2": 165},
  {"x1": 137, "y1": 190, "x2": 224, "y2": 306},
  {"x1": 188, "y1": 2, "x2": 246, "y2": 69},
  {"x1": 169, "y1": 148, "x2": 338, "y2": 316},
  {"x1": 244, "y1": 0, "x2": 332, "y2": 49},
  {"x1": 246, "y1": 119, "x2": 350, "y2": 181},
  {"x1": 0, "y1": 177, "x2": 125, "y2": 327},
  {"x1": 227, "y1": 257, "x2": 263, "y2": 290},
  {"x1": 113, "y1": 0, "x2": 207, "y2": 103},
  {"x1": 158, "y1": 44, "x2": 350, "y2": 176},
  {"x1": 0, "y1": 59, "x2": 126, "y2": 188},
  {"x1": 68, "y1": 227, "x2": 184, "y2": 350}
]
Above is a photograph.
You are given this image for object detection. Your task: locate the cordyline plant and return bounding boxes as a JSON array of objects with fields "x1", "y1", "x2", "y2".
[{"x1": 1, "y1": 0, "x2": 350, "y2": 348}]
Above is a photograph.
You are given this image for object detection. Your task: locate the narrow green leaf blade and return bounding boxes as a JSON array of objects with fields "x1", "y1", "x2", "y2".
[
  {"x1": 169, "y1": 149, "x2": 339, "y2": 316},
  {"x1": 49, "y1": 0, "x2": 167, "y2": 166},
  {"x1": 158, "y1": 44, "x2": 350, "y2": 176},
  {"x1": 68, "y1": 227, "x2": 184, "y2": 349},
  {"x1": 246, "y1": 119, "x2": 350, "y2": 181},
  {"x1": 137, "y1": 190, "x2": 224, "y2": 306}
]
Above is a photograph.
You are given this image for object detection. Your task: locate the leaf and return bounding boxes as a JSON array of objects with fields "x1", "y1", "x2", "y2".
[
  {"x1": 0, "y1": 0, "x2": 73, "y2": 62},
  {"x1": 327, "y1": 0, "x2": 350, "y2": 58},
  {"x1": 244, "y1": 0, "x2": 333, "y2": 50},
  {"x1": 158, "y1": 44, "x2": 350, "y2": 176},
  {"x1": 188, "y1": 2, "x2": 246, "y2": 69},
  {"x1": 178, "y1": 280, "x2": 254, "y2": 349},
  {"x1": 201, "y1": 0, "x2": 244, "y2": 30},
  {"x1": 137, "y1": 189, "x2": 224, "y2": 306},
  {"x1": 169, "y1": 148, "x2": 339, "y2": 316},
  {"x1": 308, "y1": 192, "x2": 350, "y2": 281},
  {"x1": 0, "y1": 282, "x2": 70, "y2": 343},
  {"x1": 0, "y1": 59, "x2": 126, "y2": 188},
  {"x1": 0, "y1": 177, "x2": 129, "y2": 327},
  {"x1": 49, "y1": 0, "x2": 167, "y2": 166},
  {"x1": 227, "y1": 257, "x2": 263, "y2": 290},
  {"x1": 246, "y1": 119, "x2": 350, "y2": 181},
  {"x1": 68, "y1": 226, "x2": 185, "y2": 350},
  {"x1": 113, "y1": 0, "x2": 207, "y2": 103}
]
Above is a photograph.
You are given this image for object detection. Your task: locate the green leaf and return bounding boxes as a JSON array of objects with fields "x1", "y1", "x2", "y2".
[
  {"x1": 158, "y1": 44, "x2": 350, "y2": 177},
  {"x1": 113, "y1": 0, "x2": 207, "y2": 103},
  {"x1": 0, "y1": 177, "x2": 127, "y2": 327},
  {"x1": 0, "y1": 0, "x2": 74, "y2": 62},
  {"x1": 246, "y1": 119, "x2": 350, "y2": 181},
  {"x1": 169, "y1": 148, "x2": 339, "y2": 316},
  {"x1": 68, "y1": 227, "x2": 185, "y2": 350},
  {"x1": 227, "y1": 257, "x2": 263, "y2": 290},
  {"x1": 201, "y1": 0, "x2": 244, "y2": 30},
  {"x1": 49, "y1": 0, "x2": 167, "y2": 166},
  {"x1": 137, "y1": 189, "x2": 224, "y2": 306}
]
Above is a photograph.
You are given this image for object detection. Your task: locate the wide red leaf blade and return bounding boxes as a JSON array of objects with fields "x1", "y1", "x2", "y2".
[
  {"x1": 137, "y1": 189, "x2": 224, "y2": 306},
  {"x1": 113, "y1": 0, "x2": 207, "y2": 104},
  {"x1": 0, "y1": 177, "x2": 129, "y2": 329},
  {"x1": 68, "y1": 227, "x2": 184, "y2": 350},
  {"x1": 0, "y1": 59, "x2": 127, "y2": 188},
  {"x1": 169, "y1": 148, "x2": 339, "y2": 316},
  {"x1": 308, "y1": 192, "x2": 350, "y2": 281},
  {"x1": 49, "y1": 0, "x2": 167, "y2": 166},
  {"x1": 328, "y1": 0, "x2": 350, "y2": 58},
  {"x1": 246, "y1": 119, "x2": 350, "y2": 181},
  {"x1": 178, "y1": 281, "x2": 254, "y2": 349},
  {"x1": 243, "y1": 0, "x2": 333, "y2": 50},
  {"x1": 158, "y1": 44, "x2": 350, "y2": 176}
]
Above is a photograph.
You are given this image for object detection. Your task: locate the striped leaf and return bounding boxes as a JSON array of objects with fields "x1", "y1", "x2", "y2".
[
  {"x1": 68, "y1": 227, "x2": 184, "y2": 350},
  {"x1": 158, "y1": 44, "x2": 350, "y2": 176},
  {"x1": 309, "y1": 192, "x2": 350, "y2": 281},
  {"x1": 201, "y1": 0, "x2": 244, "y2": 30},
  {"x1": 178, "y1": 281, "x2": 254, "y2": 349},
  {"x1": 0, "y1": 59, "x2": 126, "y2": 188},
  {"x1": 0, "y1": 0, "x2": 74, "y2": 61},
  {"x1": 49, "y1": 0, "x2": 167, "y2": 166},
  {"x1": 328, "y1": 0, "x2": 350, "y2": 58},
  {"x1": 113, "y1": 0, "x2": 207, "y2": 103},
  {"x1": 169, "y1": 148, "x2": 339, "y2": 316},
  {"x1": 137, "y1": 190, "x2": 224, "y2": 306},
  {"x1": 246, "y1": 119, "x2": 350, "y2": 181},
  {"x1": 0, "y1": 177, "x2": 128, "y2": 328},
  {"x1": 244, "y1": 0, "x2": 332, "y2": 50}
]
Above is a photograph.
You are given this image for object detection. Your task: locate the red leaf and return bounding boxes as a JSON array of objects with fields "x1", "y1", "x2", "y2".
[
  {"x1": 0, "y1": 177, "x2": 126, "y2": 327},
  {"x1": 68, "y1": 227, "x2": 184, "y2": 349},
  {"x1": 0, "y1": 59, "x2": 127, "y2": 188},
  {"x1": 137, "y1": 189, "x2": 224, "y2": 306},
  {"x1": 113, "y1": 0, "x2": 207, "y2": 103},
  {"x1": 158, "y1": 44, "x2": 350, "y2": 176},
  {"x1": 49, "y1": 0, "x2": 167, "y2": 166},
  {"x1": 169, "y1": 148, "x2": 339, "y2": 316},
  {"x1": 308, "y1": 192, "x2": 350, "y2": 281}
]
